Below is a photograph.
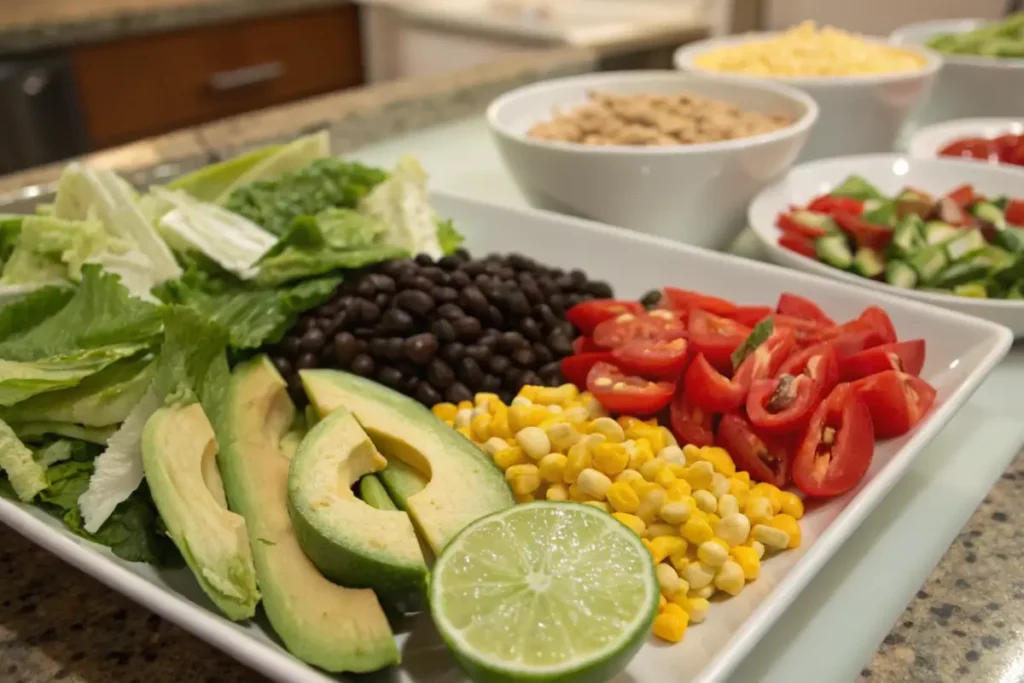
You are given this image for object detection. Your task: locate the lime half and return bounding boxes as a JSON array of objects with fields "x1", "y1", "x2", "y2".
[{"x1": 429, "y1": 502, "x2": 658, "y2": 683}]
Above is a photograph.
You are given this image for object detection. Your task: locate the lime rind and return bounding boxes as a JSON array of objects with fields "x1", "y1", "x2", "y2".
[{"x1": 429, "y1": 502, "x2": 659, "y2": 683}]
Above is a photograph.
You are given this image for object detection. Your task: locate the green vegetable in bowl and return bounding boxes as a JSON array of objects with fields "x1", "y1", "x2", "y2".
[{"x1": 927, "y1": 13, "x2": 1024, "y2": 58}]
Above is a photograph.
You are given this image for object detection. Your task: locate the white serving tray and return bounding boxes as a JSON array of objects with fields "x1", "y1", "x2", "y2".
[{"x1": 0, "y1": 192, "x2": 1012, "y2": 683}]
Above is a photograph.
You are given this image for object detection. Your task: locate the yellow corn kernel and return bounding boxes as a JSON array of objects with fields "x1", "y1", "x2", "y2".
[
  {"x1": 432, "y1": 403, "x2": 458, "y2": 422},
  {"x1": 752, "y1": 524, "x2": 790, "y2": 550},
  {"x1": 606, "y1": 481, "x2": 640, "y2": 514},
  {"x1": 657, "y1": 444, "x2": 686, "y2": 466},
  {"x1": 538, "y1": 453, "x2": 568, "y2": 484},
  {"x1": 752, "y1": 483, "x2": 784, "y2": 513},
  {"x1": 470, "y1": 413, "x2": 492, "y2": 442},
  {"x1": 717, "y1": 493, "x2": 740, "y2": 518},
  {"x1": 734, "y1": 470, "x2": 751, "y2": 485},
  {"x1": 583, "y1": 500, "x2": 612, "y2": 513},
  {"x1": 568, "y1": 484, "x2": 594, "y2": 502},
  {"x1": 616, "y1": 469, "x2": 645, "y2": 486},
  {"x1": 665, "y1": 479, "x2": 693, "y2": 502},
  {"x1": 731, "y1": 546, "x2": 761, "y2": 581},
  {"x1": 697, "y1": 539, "x2": 730, "y2": 568},
  {"x1": 682, "y1": 516, "x2": 714, "y2": 545},
  {"x1": 670, "y1": 551, "x2": 690, "y2": 575},
  {"x1": 590, "y1": 417, "x2": 625, "y2": 442},
  {"x1": 481, "y1": 437, "x2": 509, "y2": 456},
  {"x1": 564, "y1": 442, "x2": 592, "y2": 483},
  {"x1": 684, "y1": 461, "x2": 715, "y2": 490},
  {"x1": 627, "y1": 438, "x2": 655, "y2": 470},
  {"x1": 699, "y1": 446, "x2": 737, "y2": 477},
  {"x1": 515, "y1": 492, "x2": 535, "y2": 503},
  {"x1": 715, "y1": 560, "x2": 745, "y2": 596},
  {"x1": 577, "y1": 468, "x2": 613, "y2": 500},
  {"x1": 689, "y1": 584, "x2": 716, "y2": 600},
  {"x1": 545, "y1": 422, "x2": 580, "y2": 453},
  {"x1": 457, "y1": 400, "x2": 474, "y2": 412},
  {"x1": 493, "y1": 446, "x2": 526, "y2": 470},
  {"x1": 662, "y1": 602, "x2": 686, "y2": 618},
  {"x1": 770, "y1": 514, "x2": 802, "y2": 548},
  {"x1": 693, "y1": 489, "x2": 717, "y2": 513},
  {"x1": 562, "y1": 405, "x2": 590, "y2": 424},
  {"x1": 533, "y1": 384, "x2": 579, "y2": 406},
  {"x1": 516, "y1": 387, "x2": 538, "y2": 402},
  {"x1": 750, "y1": 540, "x2": 766, "y2": 559},
  {"x1": 681, "y1": 596, "x2": 709, "y2": 624},
  {"x1": 613, "y1": 512, "x2": 646, "y2": 536},
  {"x1": 710, "y1": 473, "x2": 731, "y2": 499},
  {"x1": 656, "y1": 562, "x2": 685, "y2": 597},
  {"x1": 744, "y1": 496, "x2": 774, "y2": 527},
  {"x1": 659, "y1": 500, "x2": 692, "y2": 525},
  {"x1": 646, "y1": 522, "x2": 680, "y2": 539},
  {"x1": 654, "y1": 467, "x2": 677, "y2": 489},
  {"x1": 509, "y1": 404, "x2": 547, "y2": 433},
  {"x1": 592, "y1": 442, "x2": 629, "y2": 476},
  {"x1": 779, "y1": 491, "x2": 805, "y2": 519},
  {"x1": 640, "y1": 458, "x2": 668, "y2": 482},
  {"x1": 516, "y1": 426, "x2": 551, "y2": 460},
  {"x1": 505, "y1": 464, "x2": 541, "y2": 496},
  {"x1": 659, "y1": 594, "x2": 667, "y2": 611},
  {"x1": 682, "y1": 443, "x2": 702, "y2": 463},
  {"x1": 715, "y1": 512, "x2": 751, "y2": 547},
  {"x1": 652, "y1": 610, "x2": 689, "y2": 643},
  {"x1": 546, "y1": 484, "x2": 569, "y2": 501},
  {"x1": 456, "y1": 426, "x2": 474, "y2": 440},
  {"x1": 475, "y1": 392, "x2": 501, "y2": 409},
  {"x1": 489, "y1": 408, "x2": 511, "y2": 439},
  {"x1": 636, "y1": 487, "x2": 668, "y2": 525},
  {"x1": 632, "y1": 480, "x2": 661, "y2": 498},
  {"x1": 728, "y1": 477, "x2": 751, "y2": 501},
  {"x1": 649, "y1": 535, "x2": 687, "y2": 562},
  {"x1": 581, "y1": 393, "x2": 607, "y2": 419},
  {"x1": 682, "y1": 560, "x2": 716, "y2": 590},
  {"x1": 707, "y1": 512, "x2": 721, "y2": 528}
]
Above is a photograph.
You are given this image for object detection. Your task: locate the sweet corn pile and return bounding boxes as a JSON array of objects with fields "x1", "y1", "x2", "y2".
[
  {"x1": 693, "y1": 21, "x2": 927, "y2": 77},
  {"x1": 432, "y1": 383, "x2": 805, "y2": 644}
]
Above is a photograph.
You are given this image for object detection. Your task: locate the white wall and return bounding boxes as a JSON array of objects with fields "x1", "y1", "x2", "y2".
[{"x1": 765, "y1": 0, "x2": 1007, "y2": 35}]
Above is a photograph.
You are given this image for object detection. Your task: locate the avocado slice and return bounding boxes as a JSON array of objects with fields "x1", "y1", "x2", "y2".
[
  {"x1": 300, "y1": 369, "x2": 514, "y2": 553},
  {"x1": 219, "y1": 357, "x2": 398, "y2": 672},
  {"x1": 378, "y1": 457, "x2": 428, "y2": 509},
  {"x1": 287, "y1": 407, "x2": 428, "y2": 610},
  {"x1": 141, "y1": 403, "x2": 259, "y2": 620},
  {"x1": 359, "y1": 475, "x2": 398, "y2": 511}
]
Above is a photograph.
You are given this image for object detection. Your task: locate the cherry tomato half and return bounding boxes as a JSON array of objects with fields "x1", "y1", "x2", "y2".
[
  {"x1": 560, "y1": 351, "x2": 615, "y2": 389},
  {"x1": 944, "y1": 184, "x2": 977, "y2": 208},
  {"x1": 722, "y1": 305, "x2": 774, "y2": 328},
  {"x1": 776, "y1": 342, "x2": 840, "y2": 398},
  {"x1": 566, "y1": 299, "x2": 645, "y2": 336},
  {"x1": 1006, "y1": 199, "x2": 1024, "y2": 225},
  {"x1": 669, "y1": 387, "x2": 716, "y2": 448},
  {"x1": 833, "y1": 212, "x2": 892, "y2": 250},
  {"x1": 746, "y1": 373, "x2": 819, "y2": 435},
  {"x1": 807, "y1": 195, "x2": 864, "y2": 216},
  {"x1": 715, "y1": 413, "x2": 792, "y2": 487},
  {"x1": 612, "y1": 338, "x2": 689, "y2": 381},
  {"x1": 684, "y1": 353, "x2": 747, "y2": 413},
  {"x1": 778, "y1": 233, "x2": 817, "y2": 258},
  {"x1": 572, "y1": 336, "x2": 603, "y2": 354},
  {"x1": 770, "y1": 314, "x2": 829, "y2": 347},
  {"x1": 792, "y1": 384, "x2": 874, "y2": 498},
  {"x1": 732, "y1": 328, "x2": 797, "y2": 387},
  {"x1": 586, "y1": 361, "x2": 675, "y2": 415},
  {"x1": 777, "y1": 211, "x2": 832, "y2": 238},
  {"x1": 776, "y1": 292, "x2": 836, "y2": 326},
  {"x1": 688, "y1": 309, "x2": 751, "y2": 372},
  {"x1": 592, "y1": 310, "x2": 686, "y2": 350},
  {"x1": 840, "y1": 339, "x2": 926, "y2": 381},
  {"x1": 850, "y1": 370, "x2": 937, "y2": 439},
  {"x1": 939, "y1": 137, "x2": 999, "y2": 163},
  {"x1": 660, "y1": 288, "x2": 737, "y2": 317}
]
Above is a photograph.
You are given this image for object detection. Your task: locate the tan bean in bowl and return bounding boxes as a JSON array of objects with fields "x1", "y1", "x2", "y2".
[{"x1": 527, "y1": 91, "x2": 794, "y2": 146}]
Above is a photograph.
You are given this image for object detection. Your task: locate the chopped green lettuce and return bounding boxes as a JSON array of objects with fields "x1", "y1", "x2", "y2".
[
  {"x1": 0, "y1": 215, "x2": 132, "y2": 286},
  {"x1": 34, "y1": 439, "x2": 76, "y2": 468},
  {"x1": 212, "y1": 131, "x2": 331, "y2": 204},
  {"x1": 0, "y1": 286, "x2": 75, "y2": 341},
  {"x1": 167, "y1": 144, "x2": 284, "y2": 202},
  {"x1": 360, "y1": 156, "x2": 449, "y2": 259},
  {"x1": 13, "y1": 421, "x2": 115, "y2": 445},
  {"x1": 0, "y1": 417, "x2": 46, "y2": 501}
]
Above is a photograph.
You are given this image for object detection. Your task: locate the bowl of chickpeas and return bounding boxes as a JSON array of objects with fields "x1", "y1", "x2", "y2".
[
  {"x1": 674, "y1": 22, "x2": 941, "y2": 161},
  {"x1": 486, "y1": 70, "x2": 817, "y2": 251}
]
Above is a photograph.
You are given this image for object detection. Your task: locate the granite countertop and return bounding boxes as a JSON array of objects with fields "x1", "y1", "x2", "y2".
[{"x1": 2, "y1": 41, "x2": 1024, "y2": 683}]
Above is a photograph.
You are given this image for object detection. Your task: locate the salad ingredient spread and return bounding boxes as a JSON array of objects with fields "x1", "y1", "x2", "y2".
[
  {"x1": 527, "y1": 91, "x2": 793, "y2": 146},
  {"x1": 774, "y1": 175, "x2": 1024, "y2": 298},
  {"x1": 693, "y1": 22, "x2": 927, "y2": 77},
  {"x1": 927, "y1": 13, "x2": 1024, "y2": 58},
  {"x1": 939, "y1": 132, "x2": 1024, "y2": 168}
]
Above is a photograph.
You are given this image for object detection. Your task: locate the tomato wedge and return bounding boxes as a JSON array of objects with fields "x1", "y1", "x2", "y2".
[
  {"x1": 840, "y1": 339, "x2": 925, "y2": 381},
  {"x1": 807, "y1": 195, "x2": 864, "y2": 216},
  {"x1": 684, "y1": 353, "x2": 747, "y2": 413},
  {"x1": 592, "y1": 310, "x2": 686, "y2": 349},
  {"x1": 722, "y1": 305, "x2": 774, "y2": 328},
  {"x1": 833, "y1": 212, "x2": 892, "y2": 250},
  {"x1": 732, "y1": 328, "x2": 797, "y2": 387},
  {"x1": 586, "y1": 362, "x2": 675, "y2": 415},
  {"x1": 688, "y1": 309, "x2": 751, "y2": 372},
  {"x1": 715, "y1": 413, "x2": 792, "y2": 487},
  {"x1": 566, "y1": 299, "x2": 645, "y2": 336},
  {"x1": 815, "y1": 306, "x2": 895, "y2": 356},
  {"x1": 944, "y1": 184, "x2": 976, "y2": 208},
  {"x1": 746, "y1": 373, "x2": 819, "y2": 435},
  {"x1": 669, "y1": 387, "x2": 715, "y2": 448},
  {"x1": 770, "y1": 314, "x2": 828, "y2": 347},
  {"x1": 856, "y1": 306, "x2": 897, "y2": 345},
  {"x1": 779, "y1": 233, "x2": 817, "y2": 258},
  {"x1": 776, "y1": 292, "x2": 835, "y2": 326},
  {"x1": 850, "y1": 370, "x2": 937, "y2": 438},
  {"x1": 612, "y1": 338, "x2": 689, "y2": 381},
  {"x1": 1006, "y1": 199, "x2": 1024, "y2": 225},
  {"x1": 776, "y1": 342, "x2": 840, "y2": 397},
  {"x1": 777, "y1": 211, "x2": 832, "y2": 238},
  {"x1": 660, "y1": 288, "x2": 737, "y2": 317},
  {"x1": 792, "y1": 384, "x2": 874, "y2": 498},
  {"x1": 572, "y1": 336, "x2": 603, "y2": 354},
  {"x1": 560, "y1": 351, "x2": 615, "y2": 389}
]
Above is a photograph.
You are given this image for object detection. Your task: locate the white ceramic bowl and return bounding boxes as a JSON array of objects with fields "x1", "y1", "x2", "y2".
[
  {"x1": 891, "y1": 19, "x2": 1024, "y2": 130},
  {"x1": 908, "y1": 117, "x2": 1024, "y2": 167},
  {"x1": 486, "y1": 70, "x2": 817, "y2": 251},
  {"x1": 674, "y1": 33, "x2": 941, "y2": 162},
  {"x1": 748, "y1": 154, "x2": 1024, "y2": 336}
]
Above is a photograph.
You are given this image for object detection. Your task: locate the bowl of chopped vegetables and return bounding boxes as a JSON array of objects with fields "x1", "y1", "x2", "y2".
[
  {"x1": 748, "y1": 154, "x2": 1024, "y2": 335},
  {"x1": 674, "y1": 21, "x2": 941, "y2": 161},
  {"x1": 891, "y1": 15, "x2": 1024, "y2": 129}
]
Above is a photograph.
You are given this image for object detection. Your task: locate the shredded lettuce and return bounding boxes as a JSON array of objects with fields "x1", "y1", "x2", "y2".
[
  {"x1": 13, "y1": 421, "x2": 115, "y2": 445},
  {"x1": 359, "y1": 156, "x2": 447, "y2": 259},
  {"x1": 212, "y1": 131, "x2": 331, "y2": 205},
  {"x1": 0, "y1": 417, "x2": 46, "y2": 501},
  {"x1": 167, "y1": 144, "x2": 284, "y2": 203}
]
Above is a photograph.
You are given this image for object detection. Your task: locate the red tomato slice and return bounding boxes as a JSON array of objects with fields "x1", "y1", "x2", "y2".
[
  {"x1": 715, "y1": 413, "x2": 792, "y2": 487},
  {"x1": 833, "y1": 212, "x2": 892, "y2": 250},
  {"x1": 566, "y1": 299, "x2": 645, "y2": 336},
  {"x1": 669, "y1": 387, "x2": 715, "y2": 448},
  {"x1": 945, "y1": 184, "x2": 976, "y2": 208},
  {"x1": 1006, "y1": 199, "x2": 1024, "y2": 225},
  {"x1": 660, "y1": 288, "x2": 737, "y2": 317},
  {"x1": 560, "y1": 352, "x2": 615, "y2": 389},
  {"x1": 612, "y1": 338, "x2": 689, "y2": 381},
  {"x1": 770, "y1": 314, "x2": 829, "y2": 347},
  {"x1": 939, "y1": 137, "x2": 999, "y2": 162},
  {"x1": 732, "y1": 328, "x2": 797, "y2": 387},
  {"x1": 722, "y1": 305, "x2": 774, "y2": 328},
  {"x1": 746, "y1": 373, "x2": 819, "y2": 435},
  {"x1": 807, "y1": 195, "x2": 864, "y2": 216},
  {"x1": 815, "y1": 307, "x2": 895, "y2": 356},
  {"x1": 688, "y1": 309, "x2": 752, "y2": 372},
  {"x1": 776, "y1": 292, "x2": 836, "y2": 326},
  {"x1": 840, "y1": 339, "x2": 926, "y2": 381},
  {"x1": 776, "y1": 342, "x2": 840, "y2": 397},
  {"x1": 792, "y1": 384, "x2": 874, "y2": 498},
  {"x1": 779, "y1": 233, "x2": 817, "y2": 258},
  {"x1": 850, "y1": 370, "x2": 937, "y2": 439},
  {"x1": 572, "y1": 336, "x2": 603, "y2": 354},
  {"x1": 586, "y1": 362, "x2": 675, "y2": 415},
  {"x1": 683, "y1": 353, "x2": 747, "y2": 413},
  {"x1": 592, "y1": 310, "x2": 686, "y2": 350},
  {"x1": 777, "y1": 211, "x2": 832, "y2": 238},
  {"x1": 856, "y1": 306, "x2": 897, "y2": 345}
]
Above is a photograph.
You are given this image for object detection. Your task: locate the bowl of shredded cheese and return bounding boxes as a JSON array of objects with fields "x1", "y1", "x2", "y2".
[{"x1": 674, "y1": 22, "x2": 941, "y2": 161}]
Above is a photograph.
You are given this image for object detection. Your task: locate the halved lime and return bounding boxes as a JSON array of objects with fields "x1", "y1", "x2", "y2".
[{"x1": 429, "y1": 502, "x2": 658, "y2": 683}]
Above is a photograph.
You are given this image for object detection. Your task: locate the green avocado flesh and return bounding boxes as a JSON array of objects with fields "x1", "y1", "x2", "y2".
[
  {"x1": 141, "y1": 403, "x2": 259, "y2": 621},
  {"x1": 218, "y1": 357, "x2": 398, "y2": 672},
  {"x1": 288, "y1": 406, "x2": 428, "y2": 609},
  {"x1": 300, "y1": 369, "x2": 514, "y2": 554},
  {"x1": 377, "y1": 457, "x2": 428, "y2": 510}
]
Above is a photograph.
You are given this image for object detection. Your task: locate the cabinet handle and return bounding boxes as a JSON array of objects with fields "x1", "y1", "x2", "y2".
[{"x1": 208, "y1": 62, "x2": 285, "y2": 91}]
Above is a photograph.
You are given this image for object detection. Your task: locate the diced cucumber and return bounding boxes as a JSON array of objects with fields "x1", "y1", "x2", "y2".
[
  {"x1": 944, "y1": 229, "x2": 987, "y2": 262},
  {"x1": 993, "y1": 255, "x2": 1024, "y2": 287},
  {"x1": 896, "y1": 188, "x2": 932, "y2": 203},
  {"x1": 953, "y1": 282, "x2": 988, "y2": 298},
  {"x1": 995, "y1": 226, "x2": 1024, "y2": 254},
  {"x1": 924, "y1": 221, "x2": 958, "y2": 246},
  {"x1": 889, "y1": 214, "x2": 926, "y2": 258},
  {"x1": 932, "y1": 262, "x2": 991, "y2": 289},
  {"x1": 852, "y1": 247, "x2": 885, "y2": 278},
  {"x1": 830, "y1": 175, "x2": 885, "y2": 201},
  {"x1": 861, "y1": 201, "x2": 898, "y2": 227},
  {"x1": 973, "y1": 244, "x2": 1016, "y2": 270},
  {"x1": 972, "y1": 200, "x2": 1007, "y2": 229},
  {"x1": 992, "y1": 196, "x2": 1010, "y2": 212},
  {"x1": 789, "y1": 210, "x2": 839, "y2": 233},
  {"x1": 884, "y1": 260, "x2": 918, "y2": 289},
  {"x1": 907, "y1": 245, "x2": 949, "y2": 284},
  {"x1": 815, "y1": 234, "x2": 853, "y2": 270},
  {"x1": 1007, "y1": 282, "x2": 1024, "y2": 300}
]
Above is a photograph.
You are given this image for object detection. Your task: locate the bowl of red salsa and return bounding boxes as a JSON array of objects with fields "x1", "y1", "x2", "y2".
[{"x1": 909, "y1": 117, "x2": 1024, "y2": 169}]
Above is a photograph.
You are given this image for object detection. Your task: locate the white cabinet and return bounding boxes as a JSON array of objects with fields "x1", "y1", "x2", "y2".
[{"x1": 764, "y1": 0, "x2": 1007, "y2": 35}]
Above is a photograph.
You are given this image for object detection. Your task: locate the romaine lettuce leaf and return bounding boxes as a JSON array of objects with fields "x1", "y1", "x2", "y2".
[
  {"x1": 13, "y1": 421, "x2": 115, "y2": 445},
  {"x1": 213, "y1": 131, "x2": 331, "y2": 205},
  {"x1": 359, "y1": 156, "x2": 446, "y2": 259},
  {"x1": 167, "y1": 144, "x2": 284, "y2": 202},
  {"x1": 34, "y1": 439, "x2": 76, "y2": 468},
  {"x1": 0, "y1": 346, "x2": 150, "y2": 407},
  {"x1": 4, "y1": 215, "x2": 130, "y2": 283},
  {"x1": 0, "y1": 417, "x2": 46, "y2": 501},
  {"x1": 0, "y1": 285, "x2": 74, "y2": 341}
]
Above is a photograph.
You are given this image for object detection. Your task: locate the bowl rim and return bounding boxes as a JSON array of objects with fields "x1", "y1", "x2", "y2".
[
  {"x1": 907, "y1": 117, "x2": 1024, "y2": 160},
  {"x1": 748, "y1": 152, "x2": 1024, "y2": 309},
  {"x1": 891, "y1": 17, "x2": 1024, "y2": 69},
  {"x1": 673, "y1": 31, "x2": 943, "y2": 86},
  {"x1": 485, "y1": 69, "x2": 820, "y2": 157}
]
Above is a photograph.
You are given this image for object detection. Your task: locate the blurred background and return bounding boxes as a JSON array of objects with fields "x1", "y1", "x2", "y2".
[{"x1": 0, "y1": 0, "x2": 1012, "y2": 175}]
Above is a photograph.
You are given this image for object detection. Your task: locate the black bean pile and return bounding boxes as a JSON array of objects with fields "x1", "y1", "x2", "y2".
[{"x1": 268, "y1": 249, "x2": 614, "y2": 407}]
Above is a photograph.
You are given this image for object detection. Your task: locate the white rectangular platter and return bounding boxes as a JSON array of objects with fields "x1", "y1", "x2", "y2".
[{"x1": 0, "y1": 191, "x2": 1013, "y2": 683}]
